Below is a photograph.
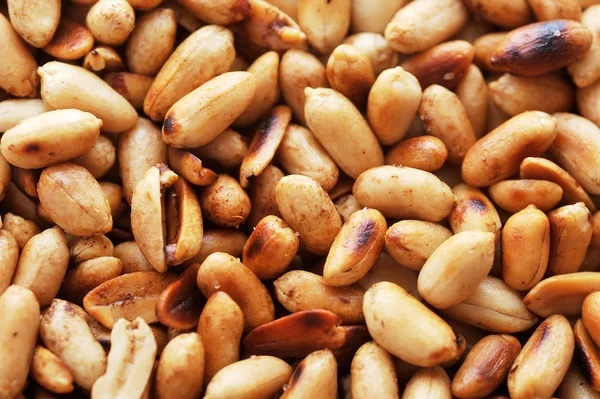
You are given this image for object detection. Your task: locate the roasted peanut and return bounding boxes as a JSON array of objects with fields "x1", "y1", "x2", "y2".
[
  {"x1": 86, "y1": 0, "x2": 135, "y2": 46},
  {"x1": 127, "y1": 0, "x2": 163, "y2": 10},
  {"x1": 559, "y1": 361, "x2": 600, "y2": 398},
  {"x1": 473, "y1": 32, "x2": 508, "y2": 73},
  {"x1": 246, "y1": 165, "x2": 283, "y2": 226},
  {"x1": 298, "y1": 0, "x2": 350, "y2": 54},
  {"x1": 577, "y1": 79, "x2": 600, "y2": 128},
  {"x1": 0, "y1": 13, "x2": 39, "y2": 97},
  {"x1": 403, "y1": 366, "x2": 452, "y2": 399},
  {"x1": 30, "y1": 346, "x2": 74, "y2": 394},
  {"x1": 187, "y1": 229, "x2": 247, "y2": 265},
  {"x1": 456, "y1": 64, "x2": 488, "y2": 138},
  {"x1": 114, "y1": 241, "x2": 154, "y2": 273},
  {"x1": 177, "y1": 0, "x2": 250, "y2": 24},
  {"x1": 489, "y1": 179, "x2": 563, "y2": 213},
  {"x1": 42, "y1": 19, "x2": 95, "y2": 61},
  {"x1": 583, "y1": 292, "x2": 600, "y2": 347},
  {"x1": 155, "y1": 264, "x2": 205, "y2": 330},
  {"x1": 104, "y1": 72, "x2": 154, "y2": 111},
  {"x1": 2, "y1": 182, "x2": 41, "y2": 225},
  {"x1": 282, "y1": 349, "x2": 338, "y2": 399},
  {"x1": 72, "y1": 134, "x2": 116, "y2": 179},
  {"x1": 464, "y1": 0, "x2": 530, "y2": 28},
  {"x1": 568, "y1": 5, "x2": 600, "y2": 88},
  {"x1": 155, "y1": 333, "x2": 205, "y2": 399},
  {"x1": 350, "y1": 0, "x2": 405, "y2": 34},
  {"x1": 343, "y1": 33, "x2": 399, "y2": 76},
  {"x1": 326, "y1": 44, "x2": 374, "y2": 109},
  {"x1": 265, "y1": 0, "x2": 298, "y2": 20},
  {"x1": 64, "y1": 256, "x2": 123, "y2": 304},
  {"x1": 335, "y1": 194, "x2": 362, "y2": 222},
  {"x1": 200, "y1": 174, "x2": 251, "y2": 228},
  {"x1": 0, "y1": 99, "x2": 50, "y2": 132},
  {"x1": 7, "y1": 0, "x2": 60, "y2": 48},
  {"x1": 351, "y1": 341, "x2": 399, "y2": 399},
  {"x1": 191, "y1": 128, "x2": 248, "y2": 169},
  {"x1": 449, "y1": 183, "x2": 501, "y2": 240},
  {"x1": 83, "y1": 46, "x2": 124, "y2": 73},
  {"x1": 69, "y1": 235, "x2": 114, "y2": 264},
  {"x1": 0, "y1": 229, "x2": 18, "y2": 295},
  {"x1": 574, "y1": 318, "x2": 600, "y2": 390},
  {"x1": 99, "y1": 182, "x2": 126, "y2": 221},
  {"x1": 529, "y1": 0, "x2": 581, "y2": 21}
]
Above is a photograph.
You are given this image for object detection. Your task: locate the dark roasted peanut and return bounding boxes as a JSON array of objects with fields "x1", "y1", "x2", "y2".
[
  {"x1": 156, "y1": 264, "x2": 205, "y2": 330},
  {"x1": 574, "y1": 318, "x2": 600, "y2": 391}
]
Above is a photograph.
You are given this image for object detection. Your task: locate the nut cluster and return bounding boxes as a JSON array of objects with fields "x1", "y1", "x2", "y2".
[{"x1": 1, "y1": 0, "x2": 600, "y2": 398}]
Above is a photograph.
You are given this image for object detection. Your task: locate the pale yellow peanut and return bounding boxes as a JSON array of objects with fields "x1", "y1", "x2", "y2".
[
  {"x1": 403, "y1": 366, "x2": 452, "y2": 399},
  {"x1": 177, "y1": 0, "x2": 250, "y2": 24},
  {"x1": 343, "y1": 33, "x2": 399, "y2": 76},
  {"x1": 384, "y1": 0, "x2": 468, "y2": 53},
  {"x1": 279, "y1": 49, "x2": 328, "y2": 126},
  {"x1": 304, "y1": 87, "x2": 383, "y2": 178},
  {"x1": 72, "y1": 134, "x2": 115, "y2": 179},
  {"x1": 12, "y1": 227, "x2": 69, "y2": 307},
  {"x1": 0, "y1": 286, "x2": 39, "y2": 399},
  {"x1": 298, "y1": 0, "x2": 350, "y2": 54},
  {"x1": 462, "y1": 111, "x2": 557, "y2": 187},
  {"x1": 30, "y1": 346, "x2": 74, "y2": 394},
  {"x1": 83, "y1": 46, "x2": 124, "y2": 73},
  {"x1": 0, "y1": 13, "x2": 39, "y2": 97},
  {"x1": 200, "y1": 174, "x2": 251, "y2": 228},
  {"x1": 38, "y1": 163, "x2": 112, "y2": 236},
  {"x1": 351, "y1": 0, "x2": 406, "y2": 34},
  {"x1": 508, "y1": 315, "x2": 574, "y2": 399},
  {"x1": 155, "y1": 333, "x2": 205, "y2": 399},
  {"x1": 38, "y1": 62, "x2": 138, "y2": 133},
  {"x1": 7, "y1": 0, "x2": 60, "y2": 48},
  {"x1": 126, "y1": 7, "x2": 177, "y2": 76},
  {"x1": 353, "y1": 165, "x2": 456, "y2": 222},
  {"x1": 489, "y1": 73, "x2": 574, "y2": 116},
  {"x1": 364, "y1": 282, "x2": 463, "y2": 367},
  {"x1": 568, "y1": 5, "x2": 600, "y2": 88},
  {"x1": 2, "y1": 213, "x2": 40, "y2": 251},
  {"x1": 0, "y1": 99, "x2": 50, "y2": 133},
  {"x1": 276, "y1": 174, "x2": 342, "y2": 255},
  {"x1": 198, "y1": 292, "x2": 244, "y2": 385},
  {"x1": 42, "y1": 19, "x2": 95, "y2": 61},
  {"x1": 456, "y1": 64, "x2": 488, "y2": 138},
  {"x1": 551, "y1": 113, "x2": 600, "y2": 195},
  {"x1": 0, "y1": 230, "x2": 18, "y2": 295},
  {"x1": 464, "y1": 0, "x2": 531, "y2": 28},
  {"x1": 489, "y1": 179, "x2": 563, "y2": 213},
  {"x1": 326, "y1": 44, "x2": 374, "y2": 109},
  {"x1": 40, "y1": 299, "x2": 107, "y2": 390},
  {"x1": 449, "y1": 183, "x2": 501, "y2": 240},
  {"x1": 442, "y1": 276, "x2": 538, "y2": 333},
  {"x1": 69, "y1": 235, "x2": 114, "y2": 264},
  {"x1": 86, "y1": 0, "x2": 135, "y2": 46},
  {"x1": 368, "y1": 67, "x2": 422, "y2": 146},
  {"x1": 204, "y1": 356, "x2": 293, "y2": 399},
  {"x1": 144, "y1": 25, "x2": 235, "y2": 122},
  {"x1": 351, "y1": 342, "x2": 399, "y2": 399},
  {"x1": 163, "y1": 72, "x2": 257, "y2": 148}
]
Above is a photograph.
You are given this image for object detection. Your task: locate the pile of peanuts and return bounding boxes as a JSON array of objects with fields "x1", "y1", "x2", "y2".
[{"x1": 3, "y1": 0, "x2": 600, "y2": 397}]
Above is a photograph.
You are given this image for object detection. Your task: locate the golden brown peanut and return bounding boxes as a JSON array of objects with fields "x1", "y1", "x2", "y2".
[
  {"x1": 304, "y1": 87, "x2": 383, "y2": 178},
  {"x1": 191, "y1": 128, "x2": 247, "y2": 169},
  {"x1": 351, "y1": 341, "x2": 399, "y2": 399},
  {"x1": 38, "y1": 62, "x2": 138, "y2": 133},
  {"x1": 277, "y1": 124, "x2": 339, "y2": 191},
  {"x1": 163, "y1": 72, "x2": 257, "y2": 148},
  {"x1": 353, "y1": 165, "x2": 456, "y2": 222},
  {"x1": 92, "y1": 318, "x2": 156, "y2": 399},
  {"x1": 11, "y1": 167, "x2": 38, "y2": 200},
  {"x1": 350, "y1": 0, "x2": 405, "y2": 34},
  {"x1": 119, "y1": 118, "x2": 168, "y2": 204},
  {"x1": 30, "y1": 346, "x2": 74, "y2": 394},
  {"x1": 84, "y1": 271, "x2": 178, "y2": 328},
  {"x1": 240, "y1": 105, "x2": 291, "y2": 188},
  {"x1": 36, "y1": 202, "x2": 54, "y2": 225},
  {"x1": 418, "y1": 231, "x2": 495, "y2": 309},
  {"x1": 524, "y1": 272, "x2": 600, "y2": 317},
  {"x1": 508, "y1": 314, "x2": 574, "y2": 399},
  {"x1": 12, "y1": 227, "x2": 68, "y2": 307},
  {"x1": 114, "y1": 241, "x2": 154, "y2": 273},
  {"x1": 0, "y1": 155, "x2": 9, "y2": 202},
  {"x1": 464, "y1": 0, "x2": 530, "y2": 28},
  {"x1": 442, "y1": 276, "x2": 538, "y2": 333},
  {"x1": 235, "y1": 52, "x2": 281, "y2": 127},
  {"x1": 168, "y1": 147, "x2": 217, "y2": 186},
  {"x1": 7, "y1": 0, "x2": 60, "y2": 48},
  {"x1": 574, "y1": 318, "x2": 600, "y2": 390},
  {"x1": 489, "y1": 179, "x2": 563, "y2": 213},
  {"x1": 126, "y1": 8, "x2": 177, "y2": 76},
  {"x1": 99, "y1": 182, "x2": 126, "y2": 221},
  {"x1": 384, "y1": 0, "x2": 468, "y2": 54},
  {"x1": 455, "y1": 64, "x2": 488, "y2": 138},
  {"x1": 187, "y1": 229, "x2": 247, "y2": 265},
  {"x1": 298, "y1": 0, "x2": 350, "y2": 54},
  {"x1": 452, "y1": 335, "x2": 521, "y2": 399},
  {"x1": 198, "y1": 292, "x2": 244, "y2": 385},
  {"x1": 83, "y1": 46, "x2": 124, "y2": 73},
  {"x1": 243, "y1": 215, "x2": 299, "y2": 280},
  {"x1": 551, "y1": 113, "x2": 600, "y2": 195},
  {"x1": 584, "y1": 292, "x2": 600, "y2": 347},
  {"x1": 559, "y1": 359, "x2": 600, "y2": 399},
  {"x1": 491, "y1": 20, "x2": 593, "y2": 77},
  {"x1": 104, "y1": 72, "x2": 154, "y2": 111},
  {"x1": 274, "y1": 270, "x2": 365, "y2": 324},
  {"x1": 279, "y1": 49, "x2": 328, "y2": 126},
  {"x1": 0, "y1": 99, "x2": 50, "y2": 132},
  {"x1": 419, "y1": 85, "x2": 476, "y2": 163},
  {"x1": 0, "y1": 13, "x2": 39, "y2": 97},
  {"x1": 0, "y1": 230, "x2": 18, "y2": 295},
  {"x1": 328, "y1": 176, "x2": 354, "y2": 200},
  {"x1": 144, "y1": 25, "x2": 235, "y2": 122},
  {"x1": 367, "y1": 67, "x2": 422, "y2": 146},
  {"x1": 160, "y1": 0, "x2": 203, "y2": 32},
  {"x1": 247, "y1": 165, "x2": 283, "y2": 227},
  {"x1": 0, "y1": 286, "x2": 39, "y2": 399},
  {"x1": 326, "y1": 44, "x2": 374, "y2": 108},
  {"x1": 196, "y1": 252, "x2": 275, "y2": 331},
  {"x1": 547, "y1": 203, "x2": 593, "y2": 275},
  {"x1": 204, "y1": 356, "x2": 293, "y2": 399},
  {"x1": 0, "y1": 109, "x2": 101, "y2": 169},
  {"x1": 343, "y1": 33, "x2": 399, "y2": 76},
  {"x1": 520, "y1": 157, "x2": 596, "y2": 211},
  {"x1": 69, "y1": 235, "x2": 114, "y2": 264},
  {"x1": 578, "y1": 79, "x2": 600, "y2": 127},
  {"x1": 155, "y1": 263, "x2": 204, "y2": 330},
  {"x1": 335, "y1": 194, "x2": 362, "y2": 222},
  {"x1": 403, "y1": 366, "x2": 451, "y2": 399},
  {"x1": 200, "y1": 174, "x2": 251, "y2": 227},
  {"x1": 323, "y1": 208, "x2": 386, "y2": 286},
  {"x1": 86, "y1": 0, "x2": 135, "y2": 46},
  {"x1": 384, "y1": 220, "x2": 452, "y2": 272},
  {"x1": 42, "y1": 19, "x2": 95, "y2": 61},
  {"x1": 593, "y1": 211, "x2": 600, "y2": 246},
  {"x1": 281, "y1": 349, "x2": 337, "y2": 399},
  {"x1": 127, "y1": 0, "x2": 163, "y2": 10},
  {"x1": 155, "y1": 333, "x2": 204, "y2": 399},
  {"x1": 490, "y1": 73, "x2": 574, "y2": 117},
  {"x1": 582, "y1": 0, "x2": 600, "y2": 7},
  {"x1": 473, "y1": 32, "x2": 507, "y2": 73},
  {"x1": 72, "y1": 135, "x2": 115, "y2": 179},
  {"x1": 38, "y1": 163, "x2": 112, "y2": 236},
  {"x1": 364, "y1": 282, "x2": 463, "y2": 367},
  {"x1": 177, "y1": 0, "x2": 249, "y2": 24},
  {"x1": 401, "y1": 40, "x2": 474, "y2": 90},
  {"x1": 529, "y1": 0, "x2": 581, "y2": 21},
  {"x1": 449, "y1": 184, "x2": 501, "y2": 239},
  {"x1": 502, "y1": 205, "x2": 550, "y2": 291},
  {"x1": 462, "y1": 112, "x2": 557, "y2": 187},
  {"x1": 568, "y1": 5, "x2": 600, "y2": 87},
  {"x1": 2, "y1": 182, "x2": 41, "y2": 225},
  {"x1": 581, "y1": 246, "x2": 600, "y2": 271},
  {"x1": 64, "y1": 257, "x2": 123, "y2": 304},
  {"x1": 2, "y1": 214, "x2": 40, "y2": 251},
  {"x1": 40, "y1": 299, "x2": 107, "y2": 390}
]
